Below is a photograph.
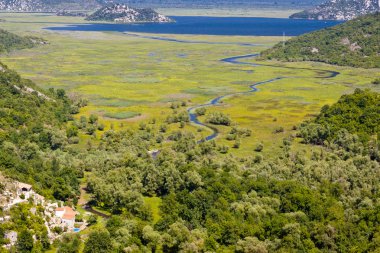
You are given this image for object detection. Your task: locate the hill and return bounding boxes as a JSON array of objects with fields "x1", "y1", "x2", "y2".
[
  {"x1": 86, "y1": 3, "x2": 173, "y2": 23},
  {"x1": 0, "y1": 30, "x2": 82, "y2": 200},
  {"x1": 0, "y1": 0, "x2": 101, "y2": 12},
  {"x1": 261, "y1": 13, "x2": 380, "y2": 68},
  {"x1": 0, "y1": 29, "x2": 45, "y2": 53},
  {"x1": 290, "y1": 0, "x2": 380, "y2": 20},
  {"x1": 300, "y1": 88, "x2": 380, "y2": 147}
]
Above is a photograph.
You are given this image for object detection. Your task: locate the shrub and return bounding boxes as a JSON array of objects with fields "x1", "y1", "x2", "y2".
[
  {"x1": 206, "y1": 112, "x2": 231, "y2": 126},
  {"x1": 195, "y1": 107, "x2": 206, "y2": 116},
  {"x1": 255, "y1": 143, "x2": 264, "y2": 152}
]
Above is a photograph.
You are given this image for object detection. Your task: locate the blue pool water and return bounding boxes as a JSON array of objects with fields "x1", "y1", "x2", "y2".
[
  {"x1": 45, "y1": 16, "x2": 343, "y2": 36},
  {"x1": 73, "y1": 228, "x2": 80, "y2": 233}
]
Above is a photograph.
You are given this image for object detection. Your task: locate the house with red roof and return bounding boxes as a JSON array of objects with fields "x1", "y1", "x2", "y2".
[{"x1": 55, "y1": 206, "x2": 77, "y2": 228}]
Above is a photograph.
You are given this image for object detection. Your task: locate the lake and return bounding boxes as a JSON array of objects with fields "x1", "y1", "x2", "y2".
[{"x1": 46, "y1": 16, "x2": 343, "y2": 36}]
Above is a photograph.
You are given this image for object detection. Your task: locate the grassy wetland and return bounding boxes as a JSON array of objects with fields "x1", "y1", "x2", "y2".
[
  {"x1": 1, "y1": 11, "x2": 380, "y2": 253},
  {"x1": 1, "y1": 13, "x2": 379, "y2": 157}
]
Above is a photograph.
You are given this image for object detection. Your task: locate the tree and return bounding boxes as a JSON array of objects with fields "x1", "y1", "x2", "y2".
[
  {"x1": 83, "y1": 230, "x2": 113, "y2": 253},
  {"x1": 17, "y1": 230, "x2": 34, "y2": 253},
  {"x1": 57, "y1": 234, "x2": 81, "y2": 253},
  {"x1": 206, "y1": 112, "x2": 231, "y2": 126},
  {"x1": 87, "y1": 215, "x2": 98, "y2": 226},
  {"x1": 142, "y1": 225, "x2": 161, "y2": 251},
  {"x1": 236, "y1": 237, "x2": 268, "y2": 253},
  {"x1": 89, "y1": 114, "x2": 98, "y2": 124}
]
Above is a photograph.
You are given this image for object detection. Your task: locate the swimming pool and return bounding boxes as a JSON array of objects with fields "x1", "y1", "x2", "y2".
[{"x1": 73, "y1": 228, "x2": 80, "y2": 233}]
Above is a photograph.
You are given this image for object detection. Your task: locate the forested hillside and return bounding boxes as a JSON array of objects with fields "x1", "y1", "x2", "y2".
[
  {"x1": 0, "y1": 29, "x2": 44, "y2": 53},
  {"x1": 261, "y1": 13, "x2": 380, "y2": 68},
  {"x1": 0, "y1": 63, "x2": 84, "y2": 200},
  {"x1": 300, "y1": 88, "x2": 380, "y2": 146}
]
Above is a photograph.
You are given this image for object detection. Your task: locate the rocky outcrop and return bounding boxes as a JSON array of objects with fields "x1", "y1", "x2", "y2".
[
  {"x1": 85, "y1": 3, "x2": 174, "y2": 23},
  {"x1": 290, "y1": 0, "x2": 380, "y2": 20}
]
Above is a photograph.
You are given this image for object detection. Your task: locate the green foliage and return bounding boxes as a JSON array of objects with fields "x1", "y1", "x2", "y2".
[
  {"x1": 0, "y1": 63, "x2": 79, "y2": 200},
  {"x1": 206, "y1": 111, "x2": 232, "y2": 126},
  {"x1": 255, "y1": 143, "x2": 264, "y2": 152},
  {"x1": 84, "y1": 230, "x2": 113, "y2": 253},
  {"x1": 300, "y1": 89, "x2": 380, "y2": 146},
  {"x1": 195, "y1": 107, "x2": 206, "y2": 116},
  {"x1": 16, "y1": 230, "x2": 34, "y2": 253},
  {"x1": 87, "y1": 215, "x2": 98, "y2": 226},
  {"x1": 0, "y1": 29, "x2": 40, "y2": 53},
  {"x1": 57, "y1": 234, "x2": 81, "y2": 253},
  {"x1": 262, "y1": 13, "x2": 380, "y2": 68}
]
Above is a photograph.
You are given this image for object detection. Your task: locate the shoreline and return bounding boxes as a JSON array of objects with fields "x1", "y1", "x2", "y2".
[{"x1": 156, "y1": 8, "x2": 302, "y2": 18}]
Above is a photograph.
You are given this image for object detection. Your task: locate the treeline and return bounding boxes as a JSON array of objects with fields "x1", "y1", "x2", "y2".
[{"x1": 261, "y1": 13, "x2": 380, "y2": 68}]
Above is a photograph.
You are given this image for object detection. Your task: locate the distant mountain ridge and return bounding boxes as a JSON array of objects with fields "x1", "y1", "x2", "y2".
[
  {"x1": 0, "y1": 0, "x2": 102, "y2": 12},
  {"x1": 85, "y1": 3, "x2": 173, "y2": 23},
  {"x1": 291, "y1": 0, "x2": 380, "y2": 20},
  {"x1": 261, "y1": 13, "x2": 380, "y2": 68}
]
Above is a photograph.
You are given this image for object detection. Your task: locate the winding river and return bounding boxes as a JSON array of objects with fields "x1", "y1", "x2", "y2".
[{"x1": 126, "y1": 34, "x2": 341, "y2": 142}]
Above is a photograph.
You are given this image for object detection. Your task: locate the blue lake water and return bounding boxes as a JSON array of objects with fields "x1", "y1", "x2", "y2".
[{"x1": 46, "y1": 16, "x2": 343, "y2": 36}]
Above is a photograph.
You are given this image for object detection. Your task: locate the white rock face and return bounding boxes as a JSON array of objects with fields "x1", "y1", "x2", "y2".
[
  {"x1": 86, "y1": 3, "x2": 174, "y2": 23},
  {"x1": 291, "y1": 0, "x2": 380, "y2": 20}
]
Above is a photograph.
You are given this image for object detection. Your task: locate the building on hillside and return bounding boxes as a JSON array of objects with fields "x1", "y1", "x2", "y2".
[{"x1": 55, "y1": 206, "x2": 77, "y2": 228}]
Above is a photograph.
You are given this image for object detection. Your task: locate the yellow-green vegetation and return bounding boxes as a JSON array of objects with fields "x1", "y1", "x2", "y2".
[
  {"x1": 143, "y1": 196, "x2": 162, "y2": 223},
  {"x1": 0, "y1": 13, "x2": 379, "y2": 158}
]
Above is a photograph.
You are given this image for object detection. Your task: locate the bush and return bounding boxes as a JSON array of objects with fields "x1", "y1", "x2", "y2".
[
  {"x1": 97, "y1": 123, "x2": 105, "y2": 131},
  {"x1": 87, "y1": 215, "x2": 98, "y2": 226},
  {"x1": 195, "y1": 107, "x2": 206, "y2": 116},
  {"x1": 255, "y1": 143, "x2": 264, "y2": 152},
  {"x1": 274, "y1": 126, "x2": 284, "y2": 133},
  {"x1": 372, "y1": 78, "x2": 380, "y2": 85},
  {"x1": 206, "y1": 112, "x2": 231, "y2": 126}
]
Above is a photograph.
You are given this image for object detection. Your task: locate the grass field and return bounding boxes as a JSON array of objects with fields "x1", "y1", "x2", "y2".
[{"x1": 1, "y1": 13, "x2": 379, "y2": 157}]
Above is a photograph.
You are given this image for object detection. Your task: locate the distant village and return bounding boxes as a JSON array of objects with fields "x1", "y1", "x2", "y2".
[{"x1": 0, "y1": 177, "x2": 85, "y2": 249}]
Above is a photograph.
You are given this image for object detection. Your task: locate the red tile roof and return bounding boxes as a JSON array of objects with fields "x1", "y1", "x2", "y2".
[
  {"x1": 55, "y1": 206, "x2": 76, "y2": 220},
  {"x1": 62, "y1": 213, "x2": 76, "y2": 220}
]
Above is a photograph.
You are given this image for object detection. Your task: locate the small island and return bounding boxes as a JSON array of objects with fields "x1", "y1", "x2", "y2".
[{"x1": 85, "y1": 3, "x2": 174, "y2": 23}]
